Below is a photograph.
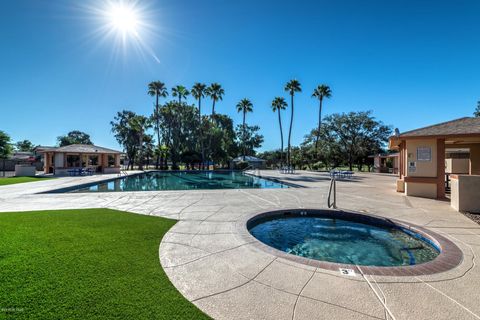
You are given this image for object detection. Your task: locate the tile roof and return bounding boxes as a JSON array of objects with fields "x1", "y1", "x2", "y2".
[
  {"x1": 397, "y1": 117, "x2": 480, "y2": 137},
  {"x1": 40, "y1": 144, "x2": 122, "y2": 154}
]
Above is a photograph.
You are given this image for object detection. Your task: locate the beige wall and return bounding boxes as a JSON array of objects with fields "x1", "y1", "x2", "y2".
[
  {"x1": 445, "y1": 158, "x2": 469, "y2": 174},
  {"x1": 451, "y1": 175, "x2": 480, "y2": 213},
  {"x1": 405, "y1": 139, "x2": 437, "y2": 177},
  {"x1": 405, "y1": 182, "x2": 437, "y2": 198},
  {"x1": 15, "y1": 165, "x2": 36, "y2": 177},
  {"x1": 54, "y1": 153, "x2": 64, "y2": 168},
  {"x1": 470, "y1": 145, "x2": 480, "y2": 175}
]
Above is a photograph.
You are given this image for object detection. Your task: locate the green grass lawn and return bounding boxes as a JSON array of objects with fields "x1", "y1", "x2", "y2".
[
  {"x1": 0, "y1": 176, "x2": 52, "y2": 186},
  {"x1": 0, "y1": 209, "x2": 210, "y2": 319}
]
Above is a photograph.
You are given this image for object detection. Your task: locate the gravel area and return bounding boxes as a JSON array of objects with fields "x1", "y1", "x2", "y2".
[{"x1": 463, "y1": 211, "x2": 480, "y2": 225}]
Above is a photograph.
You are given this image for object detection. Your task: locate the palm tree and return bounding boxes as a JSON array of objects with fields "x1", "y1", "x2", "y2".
[
  {"x1": 148, "y1": 81, "x2": 168, "y2": 169},
  {"x1": 171, "y1": 85, "x2": 190, "y2": 103},
  {"x1": 236, "y1": 98, "x2": 253, "y2": 161},
  {"x1": 271, "y1": 97, "x2": 287, "y2": 166},
  {"x1": 191, "y1": 83, "x2": 207, "y2": 117},
  {"x1": 312, "y1": 85, "x2": 332, "y2": 154},
  {"x1": 284, "y1": 79, "x2": 302, "y2": 168},
  {"x1": 205, "y1": 83, "x2": 224, "y2": 115},
  {"x1": 191, "y1": 83, "x2": 207, "y2": 169}
]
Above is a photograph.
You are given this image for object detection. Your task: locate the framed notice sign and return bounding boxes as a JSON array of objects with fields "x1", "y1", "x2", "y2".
[{"x1": 417, "y1": 147, "x2": 432, "y2": 162}]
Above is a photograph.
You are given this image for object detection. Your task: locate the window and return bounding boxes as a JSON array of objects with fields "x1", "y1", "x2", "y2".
[
  {"x1": 108, "y1": 155, "x2": 116, "y2": 167},
  {"x1": 66, "y1": 155, "x2": 80, "y2": 168},
  {"x1": 88, "y1": 155, "x2": 99, "y2": 166}
]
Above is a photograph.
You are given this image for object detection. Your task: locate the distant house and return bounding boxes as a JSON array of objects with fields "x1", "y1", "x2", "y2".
[
  {"x1": 37, "y1": 144, "x2": 122, "y2": 175},
  {"x1": 231, "y1": 156, "x2": 266, "y2": 169}
]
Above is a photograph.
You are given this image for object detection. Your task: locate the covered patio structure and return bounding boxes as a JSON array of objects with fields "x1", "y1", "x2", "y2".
[
  {"x1": 389, "y1": 117, "x2": 480, "y2": 212},
  {"x1": 38, "y1": 144, "x2": 122, "y2": 175},
  {"x1": 369, "y1": 153, "x2": 399, "y2": 174}
]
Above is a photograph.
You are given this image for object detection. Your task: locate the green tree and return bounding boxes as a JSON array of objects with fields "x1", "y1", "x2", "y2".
[
  {"x1": 236, "y1": 98, "x2": 253, "y2": 160},
  {"x1": 129, "y1": 115, "x2": 152, "y2": 170},
  {"x1": 474, "y1": 101, "x2": 480, "y2": 117},
  {"x1": 205, "y1": 114, "x2": 237, "y2": 167},
  {"x1": 271, "y1": 97, "x2": 287, "y2": 166},
  {"x1": 312, "y1": 85, "x2": 332, "y2": 153},
  {"x1": 235, "y1": 124, "x2": 264, "y2": 157},
  {"x1": 142, "y1": 134, "x2": 155, "y2": 168},
  {"x1": 284, "y1": 79, "x2": 302, "y2": 167},
  {"x1": 205, "y1": 83, "x2": 224, "y2": 115},
  {"x1": 148, "y1": 81, "x2": 168, "y2": 169},
  {"x1": 318, "y1": 111, "x2": 392, "y2": 171},
  {"x1": 171, "y1": 85, "x2": 190, "y2": 103},
  {"x1": 191, "y1": 83, "x2": 207, "y2": 168},
  {"x1": 111, "y1": 111, "x2": 149, "y2": 170},
  {"x1": 57, "y1": 131, "x2": 93, "y2": 147},
  {"x1": 158, "y1": 101, "x2": 200, "y2": 169},
  {"x1": 0, "y1": 131, "x2": 13, "y2": 176},
  {"x1": 15, "y1": 139, "x2": 34, "y2": 152}
]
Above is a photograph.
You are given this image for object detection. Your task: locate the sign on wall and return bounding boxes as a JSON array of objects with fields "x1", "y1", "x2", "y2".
[
  {"x1": 408, "y1": 161, "x2": 416, "y2": 173},
  {"x1": 417, "y1": 147, "x2": 432, "y2": 162}
]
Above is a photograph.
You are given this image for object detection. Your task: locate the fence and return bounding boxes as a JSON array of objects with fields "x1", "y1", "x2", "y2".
[{"x1": 0, "y1": 159, "x2": 44, "y2": 177}]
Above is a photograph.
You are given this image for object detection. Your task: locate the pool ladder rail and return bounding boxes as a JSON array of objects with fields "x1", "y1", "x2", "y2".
[{"x1": 328, "y1": 175, "x2": 337, "y2": 209}]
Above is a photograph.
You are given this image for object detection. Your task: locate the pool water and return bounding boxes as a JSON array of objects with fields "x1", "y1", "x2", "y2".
[
  {"x1": 249, "y1": 216, "x2": 440, "y2": 267},
  {"x1": 71, "y1": 171, "x2": 287, "y2": 192}
]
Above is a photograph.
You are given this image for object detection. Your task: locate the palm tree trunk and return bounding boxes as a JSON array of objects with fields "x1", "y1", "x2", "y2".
[
  {"x1": 242, "y1": 110, "x2": 246, "y2": 161},
  {"x1": 138, "y1": 132, "x2": 144, "y2": 171},
  {"x1": 314, "y1": 97, "x2": 323, "y2": 158},
  {"x1": 207, "y1": 99, "x2": 216, "y2": 169},
  {"x1": 287, "y1": 94, "x2": 294, "y2": 167},
  {"x1": 278, "y1": 110, "x2": 284, "y2": 167},
  {"x1": 199, "y1": 97, "x2": 205, "y2": 170},
  {"x1": 155, "y1": 94, "x2": 160, "y2": 169}
]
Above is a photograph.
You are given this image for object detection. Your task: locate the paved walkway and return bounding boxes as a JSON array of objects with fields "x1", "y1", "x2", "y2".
[{"x1": 1, "y1": 171, "x2": 479, "y2": 320}]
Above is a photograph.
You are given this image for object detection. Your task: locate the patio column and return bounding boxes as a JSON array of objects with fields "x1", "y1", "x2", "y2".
[
  {"x1": 44, "y1": 152, "x2": 50, "y2": 174},
  {"x1": 436, "y1": 138, "x2": 445, "y2": 199},
  {"x1": 399, "y1": 141, "x2": 405, "y2": 178}
]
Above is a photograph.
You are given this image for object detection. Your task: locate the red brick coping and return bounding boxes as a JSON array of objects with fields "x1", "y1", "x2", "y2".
[{"x1": 237, "y1": 209, "x2": 463, "y2": 276}]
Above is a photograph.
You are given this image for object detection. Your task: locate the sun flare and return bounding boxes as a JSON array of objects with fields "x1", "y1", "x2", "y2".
[
  {"x1": 82, "y1": 0, "x2": 162, "y2": 63},
  {"x1": 107, "y1": 3, "x2": 139, "y2": 36}
]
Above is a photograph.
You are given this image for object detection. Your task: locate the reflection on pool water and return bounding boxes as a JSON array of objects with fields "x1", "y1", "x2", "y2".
[
  {"x1": 249, "y1": 216, "x2": 440, "y2": 267},
  {"x1": 71, "y1": 171, "x2": 288, "y2": 192}
]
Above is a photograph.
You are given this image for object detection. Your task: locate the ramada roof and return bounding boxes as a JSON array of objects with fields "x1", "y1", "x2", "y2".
[
  {"x1": 232, "y1": 156, "x2": 265, "y2": 162},
  {"x1": 40, "y1": 144, "x2": 122, "y2": 154},
  {"x1": 397, "y1": 117, "x2": 480, "y2": 138}
]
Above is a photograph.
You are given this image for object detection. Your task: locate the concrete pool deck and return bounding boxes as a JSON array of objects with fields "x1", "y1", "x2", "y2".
[{"x1": 1, "y1": 170, "x2": 479, "y2": 319}]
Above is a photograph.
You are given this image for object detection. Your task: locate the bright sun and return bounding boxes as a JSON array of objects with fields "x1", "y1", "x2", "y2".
[
  {"x1": 87, "y1": 1, "x2": 161, "y2": 63},
  {"x1": 107, "y1": 3, "x2": 140, "y2": 36}
]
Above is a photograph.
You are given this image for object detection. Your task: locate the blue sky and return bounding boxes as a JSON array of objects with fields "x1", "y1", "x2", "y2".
[{"x1": 1, "y1": 0, "x2": 479, "y2": 151}]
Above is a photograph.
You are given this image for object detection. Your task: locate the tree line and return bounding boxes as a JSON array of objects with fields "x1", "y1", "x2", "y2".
[
  {"x1": 2, "y1": 85, "x2": 477, "y2": 172},
  {"x1": 111, "y1": 82, "x2": 264, "y2": 170}
]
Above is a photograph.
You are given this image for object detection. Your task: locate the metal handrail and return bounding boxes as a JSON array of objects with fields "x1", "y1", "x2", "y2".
[{"x1": 328, "y1": 175, "x2": 337, "y2": 209}]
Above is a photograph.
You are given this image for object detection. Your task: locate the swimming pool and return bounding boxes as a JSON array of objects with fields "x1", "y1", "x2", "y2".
[
  {"x1": 248, "y1": 211, "x2": 441, "y2": 267},
  {"x1": 68, "y1": 171, "x2": 288, "y2": 192}
]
